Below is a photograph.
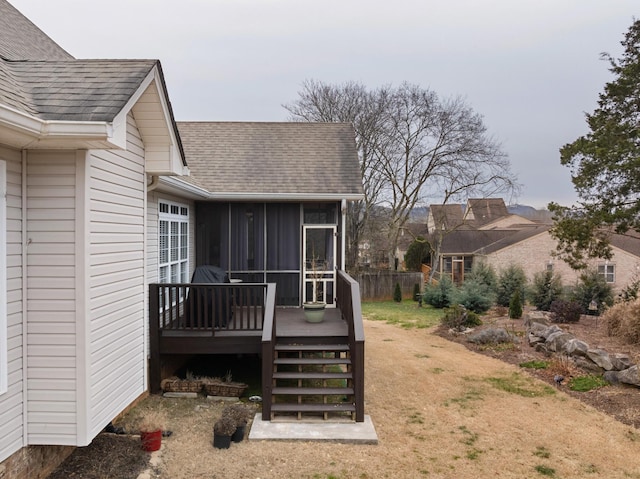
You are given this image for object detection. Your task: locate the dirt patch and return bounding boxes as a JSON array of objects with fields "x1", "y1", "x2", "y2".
[{"x1": 48, "y1": 316, "x2": 640, "y2": 479}]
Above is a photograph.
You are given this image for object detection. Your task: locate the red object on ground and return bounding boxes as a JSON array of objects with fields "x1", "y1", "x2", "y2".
[{"x1": 141, "y1": 430, "x2": 162, "y2": 452}]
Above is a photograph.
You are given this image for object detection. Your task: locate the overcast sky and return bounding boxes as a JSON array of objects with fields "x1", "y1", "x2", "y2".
[{"x1": 10, "y1": 1, "x2": 639, "y2": 209}]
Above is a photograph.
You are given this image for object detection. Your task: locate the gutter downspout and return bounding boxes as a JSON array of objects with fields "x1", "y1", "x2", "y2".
[
  {"x1": 21, "y1": 149, "x2": 27, "y2": 446},
  {"x1": 147, "y1": 175, "x2": 159, "y2": 192},
  {"x1": 341, "y1": 199, "x2": 347, "y2": 271}
]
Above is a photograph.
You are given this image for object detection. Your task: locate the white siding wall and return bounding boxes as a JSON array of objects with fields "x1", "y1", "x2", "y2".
[
  {"x1": 0, "y1": 146, "x2": 24, "y2": 462},
  {"x1": 87, "y1": 115, "x2": 146, "y2": 440},
  {"x1": 25, "y1": 150, "x2": 78, "y2": 445}
]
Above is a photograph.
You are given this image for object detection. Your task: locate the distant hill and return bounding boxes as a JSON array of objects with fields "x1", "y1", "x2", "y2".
[
  {"x1": 407, "y1": 204, "x2": 553, "y2": 224},
  {"x1": 508, "y1": 204, "x2": 554, "y2": 223}
]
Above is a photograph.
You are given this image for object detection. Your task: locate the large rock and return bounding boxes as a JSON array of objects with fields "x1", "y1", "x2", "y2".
[
  {"x1": 528, "y1": 332, "x2": 545, "y2": 346},
  {"x1": 611, "y1": 353, "x2": 634, "y2": 372},
  {"x1": 587, "y1": 349, "x2": 614, "y2": 371},
  {"x1": 539, "y1": 325, "x2": 563, "y2": 340},
  {"x1": 575, "y1": 357, "x2": 604, "y2": 374},
  {"x1": 527, "y1": 322, "x2": 549, "y2": 336},
  {"x1": 545, "y1": 331, "x2": 575, "y2": 352},
  {"x1": 525, "y1": 311, "x2": 549, "y2": 327},
  {"x1": 561, "y1": 338, "x2": 590, "y2": 358},
  {"x1": 603, "y1": 370, "x2": 620, "y2": 385},
  {"x1": 617, "y1": 365, "x2": 640, "y2": 387}
]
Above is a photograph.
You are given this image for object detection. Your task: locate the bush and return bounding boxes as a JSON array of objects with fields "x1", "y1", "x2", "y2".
[
  {"x1": 465, "y1": 261, "x2": 497, "y2": 291},
  {"x1": 549, "y1": 299, "x2": 582, "y2": 323},
  {"x1": 413, "y1": 283, "x2": 421, "y2": 302},
  {"x1": 530, "y1": 270, "x2": 564, "y2": 311},
  {"x1": 496, "y1": 264, "x2": 527, "y2": 307},
  {"x1": 455, "y1": 278, "x2": 495, "y2": 313},
  {"x1": 404, "y1": 237, "x2": 431, "y2": 271},
  {"x1": 571, "y1": 268, "x2": 614, "y2": 315},
  {"x1": 602, "y1": 298, "x2": 640, "y2": 344},
  {"x1": 509, "y1": 289, "x2": 523, "y2": 319},
  {"x1": 423, "y1": 275, "x2": 455, "y2": 308},
  {"x1": 393, "y1": 282, "x2": 402, "y2": 303},
  {"x1": 440, "y1": 304, "x2": 481, "y2": 331},
  {"x1": 618, "y1": 275, "x2": 640, "y2": 303}
]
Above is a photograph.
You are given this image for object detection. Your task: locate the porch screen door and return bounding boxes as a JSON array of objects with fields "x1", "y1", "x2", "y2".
[{"x1": 302, "y1": 225, "x2": 336, "y2": 306}]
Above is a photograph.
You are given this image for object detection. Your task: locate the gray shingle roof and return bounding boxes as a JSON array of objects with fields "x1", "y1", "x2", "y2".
[
  {"x1": 177, "y1": 122, "x2": 364, "y2": 198},
  {"x1": 0, "y1": 0, "x2": 73, "y2": 61},
  {"x1": 3, "y1": 59, "x2": 157, "y2": 121},
  {"x1": 467, "y1": 198, "x2": 509, "y2": 226}
]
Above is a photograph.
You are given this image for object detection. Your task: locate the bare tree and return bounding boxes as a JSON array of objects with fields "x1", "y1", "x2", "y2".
[
  {"x1": 284, "y1": 80, "x2": 390, "y2": 269},
  {"x1": 285, "y1": 80, "x2": 519, "y2": 270}
]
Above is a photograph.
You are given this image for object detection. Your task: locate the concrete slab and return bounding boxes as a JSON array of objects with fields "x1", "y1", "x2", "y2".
[
  {"x1": 248, "y1": 414, "x2": 378, "y2": 444},
  {"x1": 163, "y1": 392, "x2": 198, "y2": 398}
]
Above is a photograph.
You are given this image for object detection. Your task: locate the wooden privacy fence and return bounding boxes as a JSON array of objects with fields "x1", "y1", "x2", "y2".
[{"x1": 353, "y1": 271, "x2": 424, "y2": 300}]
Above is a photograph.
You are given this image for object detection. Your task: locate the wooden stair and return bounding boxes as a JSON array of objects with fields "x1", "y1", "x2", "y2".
[{"x1": 270, "y1": 341, "x2": 356, "y2": 420}]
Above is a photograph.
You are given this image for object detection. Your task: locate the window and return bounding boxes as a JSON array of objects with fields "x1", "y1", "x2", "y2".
[
  {"x1": 0, "y1": 160, "x2": 7, "y2": 394},
  {"x1": 598, "y1": 263, "x2": 615, "y2": 283},
  {"x1": 159, "y1": 200, "x2": 189, "y2": 285}
]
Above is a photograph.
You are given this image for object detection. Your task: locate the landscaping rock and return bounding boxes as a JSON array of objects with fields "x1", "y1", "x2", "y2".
[
  {"x1": 527, "y1": 322, "x2": 549, "y2": 335},
  {"x1": 604, "y1": 370, "x2": 621, "y2": 385},
  {"x1": 545, "y1": 331, "x2": 575, "y2": 352},
  {"x1": 526, "y1": 311, "x2": 550, "y2": 324},
  {"x1": 528, "y1": 332, "x2": 545, "y2": 346},
  {"x1": 617, "y1": 365, "x2": 640, "y2": 387},
  {"x1": 561, "y1": 338, "x2": 590, "y2": 358},
  {"x1": 587, "y1": 349, "x2": 614, "y2": 371},
  {"x1": 539, "y1": 325, "x2": 563, "y2": 340},
  {"x1": 611, "y1": 353, "x2": 634, "y2": 372},
  {"x1": 574, "y1": 357, "x2": 604, "y2": 374}
]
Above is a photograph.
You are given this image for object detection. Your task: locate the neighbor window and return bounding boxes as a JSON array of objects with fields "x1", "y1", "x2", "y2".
[
  {"x1": 0, "y1": 160, "x2": 7, "y2": 394},
  {"x1": 598, "y1": 263, "x2": 615, "y2": 283},
  {"x1": 159, "y1": 200, "x2": 189, "y2": 285}
]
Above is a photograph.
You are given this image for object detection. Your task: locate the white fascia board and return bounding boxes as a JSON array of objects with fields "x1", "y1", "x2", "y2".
[
  {"x1": 114, "y1": 65, "x2": 186, "y2": 169},
  {"x1": 157, "y1": 176, "x2": 210, "y2": 199},
  {"x1": 206, "y1": 192, "x2": 365, "y2": 201},
  {"x1": 0, "y1": 103, "x2": 115, "y2": 149}
]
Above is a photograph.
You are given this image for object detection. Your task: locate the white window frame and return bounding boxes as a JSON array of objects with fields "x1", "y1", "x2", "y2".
[
  {"x1": 158, "y1": 200, "x2": 189, "y2": 286},
  {"x1": 0, "y1": 160, "x2": 7, "y2": 394},
  {"x1": 598, "y1": 263, "x2": 615, "y2": 283}
]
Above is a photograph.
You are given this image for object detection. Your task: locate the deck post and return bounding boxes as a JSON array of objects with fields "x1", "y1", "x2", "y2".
[
  {"x1": 149, "y1": 283, "x2": 161, "y2": 394},
  {"x1": 261, "y1": 284, "x2": 276, "y2": 421}
]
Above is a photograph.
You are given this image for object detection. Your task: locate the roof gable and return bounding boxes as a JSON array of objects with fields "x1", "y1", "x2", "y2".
[
  {"x1": 467, "y1": 198, "x2": 509, "y2": 226},
  {"x1": 177, "y1": 122, "x2": 363, "y2": 199}
]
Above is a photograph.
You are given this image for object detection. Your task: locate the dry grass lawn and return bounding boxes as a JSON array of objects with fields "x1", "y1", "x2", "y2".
[{"x1": 53, "y1": 317, "x2": 640, "y2": 479}]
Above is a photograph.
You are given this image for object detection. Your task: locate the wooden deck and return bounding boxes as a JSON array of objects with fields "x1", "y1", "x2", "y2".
[
  {"x1": 149, "y1": 272, "x2": 365, "y2": 421},
  {"x1": 276, "y1": 307, "x2": 348, "y2": 338}
]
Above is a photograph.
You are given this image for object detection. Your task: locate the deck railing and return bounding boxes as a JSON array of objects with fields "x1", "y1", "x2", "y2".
[
  {"x1": 336, "y1": 270, "x2": 365, "y2": 422},
  {"x1": 148, "y1": 282, "x2": 273, "y2": 393}
]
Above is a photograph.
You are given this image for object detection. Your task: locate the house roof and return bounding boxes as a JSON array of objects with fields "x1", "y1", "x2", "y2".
[
  {"x1": 467, "y1": 198, "x2": 509, "y2": 226},
  {"x1": 176, "y1": 122, "x2": 364, "y2": 200},
  {"x1": 0, "y1": 0, "x2": 73, "y2": 61},
  {"x1": 437, "y1": 229, "x2": 517, "y2": 254},
  {"x1": 3, "y1": 59, "x2": 158, "y2": 121},
  {"x1": 428, "y1": 204, "x2": 465, "y2": 231},
  {"x1": 477, "y1": 224, "x2": 551, "y2": 254}
]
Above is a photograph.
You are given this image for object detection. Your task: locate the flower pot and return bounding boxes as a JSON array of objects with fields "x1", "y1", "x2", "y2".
[
  {"x1": 141, "y1": 429, "x2": 162, "y2": 452},
  {"x1": 213, "y1": 433, "x2": 232, "y2": 449},
  {"x1": 231, "y1": 425, "x2": 246, "y2": 443},
  {"x1": 303, "y1": 302, "x2": 326, "y2": 323}
]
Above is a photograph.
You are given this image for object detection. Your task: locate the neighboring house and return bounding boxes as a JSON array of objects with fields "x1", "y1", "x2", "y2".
[
  {"x1": 430, "y1": 198, "x2": 640, "y2": 290},
  {"x1": 0, "y1": 2, "x2": 365, "y2": 478}
]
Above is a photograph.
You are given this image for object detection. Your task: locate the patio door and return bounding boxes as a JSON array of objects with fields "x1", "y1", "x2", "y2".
[{"x1": 302, "y1": 225, "x2": 337, "y2": 306}]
